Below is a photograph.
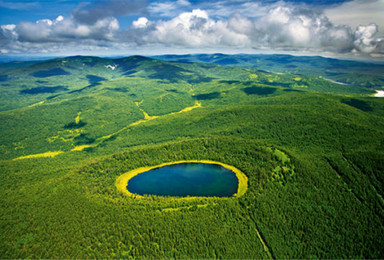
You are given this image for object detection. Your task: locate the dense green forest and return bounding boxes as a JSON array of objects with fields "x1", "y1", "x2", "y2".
[
  {"x1": 0, "y1": 54, "x2": 383, "y2": 258},
  {"x1": 155, "y1": 53, "x2": 384, "y2": 88}
]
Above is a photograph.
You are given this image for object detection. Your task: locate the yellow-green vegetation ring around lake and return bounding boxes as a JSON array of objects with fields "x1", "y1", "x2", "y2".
[{"x1": 116, "y1": 160, "x2": 248, "y2": 199}]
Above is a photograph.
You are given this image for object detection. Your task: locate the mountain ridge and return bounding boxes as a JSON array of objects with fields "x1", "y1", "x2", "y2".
[
  {"x1": 0, "y1": 54, "x2": 378, "y2": 111},
  {"x1": 0, "y1": 53, "x2": 384, "y2": 258}
]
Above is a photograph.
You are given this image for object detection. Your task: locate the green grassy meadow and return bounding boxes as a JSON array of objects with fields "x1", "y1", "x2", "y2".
[{"x1": 0, "y1": 54, "x2": 383, "y2": 258}]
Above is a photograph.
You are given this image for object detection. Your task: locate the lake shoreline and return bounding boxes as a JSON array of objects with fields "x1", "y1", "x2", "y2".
[{"x1": 115, "y1": 160, "x2": 248, "y2": 199}]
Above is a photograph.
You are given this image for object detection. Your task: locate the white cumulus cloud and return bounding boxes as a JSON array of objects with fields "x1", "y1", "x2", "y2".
[
  {"x1": 11, "y1": 15, "x2": 120, "y2": 43},
  {"x1": 1, "y1": 0, "x2": 383, "y2": 58},
  {"x1": 133, "y1": 17, "x2": 149, "y2": 29},
  {"x1": 147, "y1": 9, "x2": 250, "y2": 47},
  {"x1": 354, "y1": 24, "x2": 382, "y2": 53},
  {"x1": 325, "y1": 0, "x2": 384, "y2": 35}
]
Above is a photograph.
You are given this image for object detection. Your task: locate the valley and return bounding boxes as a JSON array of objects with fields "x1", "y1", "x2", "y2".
[{"x1": 0, "y1": 54, "x2": 383, "y2": 258}]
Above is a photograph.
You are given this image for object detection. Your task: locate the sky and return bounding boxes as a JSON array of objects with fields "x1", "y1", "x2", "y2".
[{"x1": 0, "y1": 0, "x2": 383, "y2": 60}]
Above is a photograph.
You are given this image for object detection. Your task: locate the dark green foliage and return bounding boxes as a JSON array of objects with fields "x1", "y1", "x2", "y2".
[
  {"x1": 258, "y1": 80, "x2": 291, "y2": 88},
  {"x1": 342, "y1": 98, "x2": 373, "y2": 112},
  {"x1": 31, "y1": 68, "x2": 70, "y2": 78},
  {"x1": 215, "y1": 57, "x2": 239, "y2": 65},
  {"x1": 186, "y1": 76, "x2": 214, "y2": 84},
  {"x1": 219, "y1": 80, "x2": 240, "y2": 84},
  {"x1": 20, "y1": 85, "x2": 68, "y2": 94},
  {"x1": 74, "y1": 133, "x2": 95, "y2": 145},
  {"x1": 193, "y1": 92, "x2": 221, "y2": 100},
  {"x1": 123, "y1": 70, "x2": 137, "y2": 76},
  {"x1": 166, "y1": 89, "x2": 180, "y2": 93},
  {"x1": 283, "y1": 89, "x2": 303, "y2": 92},
  {"x1": 145, "y1": 63, "x2": 190, "y2": 83},
  {"x1": 64, "y1": 120, "x2": 87, "y2": 129},
  {"x1": 69, "y1": 79, "x2": 103, "y2": 94},
  {"x1": 0, "y1": 74, "x2": 8, "y2": 82},
  {"x1": 116, "y1": 55, "x2": 152, "y2": 71},
  {"x1": 86, "y1": 75, "x2": 106, "y2": 84},
  {"x1": 107, "y1": 87, "x2": 129, "y2": 93},
  {"x1": 242, "y1": 86, "x2": 277, "y2": 95},
  {"x1": 84, "y1": 60, "x2": 98, "y2": 67},
  {"x1": 326, "y1": 71, "x2": 343, "y2": 76},
  {"x1": 46, "y1": 94, "x2": 60, "y2": 100},
  {"x1": 0, "y1": 54, "x2": 384, "y2": 259},
  {"x1": 0, "y1": 60, "x2": 41, "y2": 71}
]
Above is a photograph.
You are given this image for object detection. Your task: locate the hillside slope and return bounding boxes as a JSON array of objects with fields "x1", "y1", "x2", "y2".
[
  {"x1": 155, "y1": 53, "x2": 384, "y2": 88},
  {"x1": 0, "y1": 55, "x2": 383, "y2": 258}
]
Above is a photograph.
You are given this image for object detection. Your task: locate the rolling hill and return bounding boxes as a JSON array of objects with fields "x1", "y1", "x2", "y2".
[
  {"x1": 155, "y1": 53, "x2": 384, "y2": 88},
  {"x1": 0, "y1": 54, "x2": 383, "y2": 258}
]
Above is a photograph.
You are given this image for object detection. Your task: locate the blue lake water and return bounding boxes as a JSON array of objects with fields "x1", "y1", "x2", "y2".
[{"x1": 127, "y1": 163, "x2": 239, "y2": 197}]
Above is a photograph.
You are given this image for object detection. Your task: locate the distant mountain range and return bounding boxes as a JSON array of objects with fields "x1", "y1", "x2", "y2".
[
  {"x1": 0, "y1": 54, "x2": 378, "y2": 111},
  {"x1": 154, "y1": 53, "x2": 384, "y2": 88}
]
